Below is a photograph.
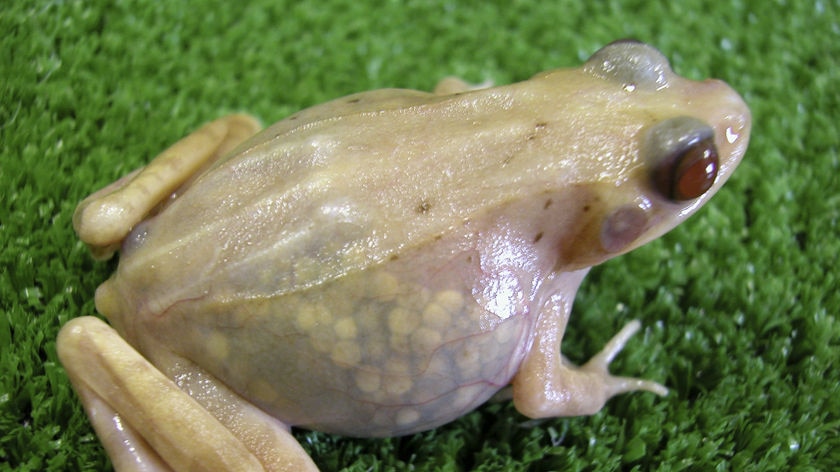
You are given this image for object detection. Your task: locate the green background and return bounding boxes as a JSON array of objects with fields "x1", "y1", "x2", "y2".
[{"x1": 2, "y1": 0, "x2": 838, "y2": 470}]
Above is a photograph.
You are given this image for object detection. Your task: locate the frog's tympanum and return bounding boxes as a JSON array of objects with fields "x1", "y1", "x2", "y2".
[{"x1": 59, "y1": 41, "x2": 751, "y2": 471}]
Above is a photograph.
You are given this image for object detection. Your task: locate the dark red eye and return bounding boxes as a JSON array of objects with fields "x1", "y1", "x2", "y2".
[
  {"x1": 646, "y1": 117, "x2": 719, "y2": 202},
  {"x1": 653, "y1": 137, "x2": 719, "y2": 201}
]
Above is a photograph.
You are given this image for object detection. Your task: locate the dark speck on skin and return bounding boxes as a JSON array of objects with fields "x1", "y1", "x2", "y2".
[
  {"x1": 527, "y1": 122, "x2": 548, "y2": 141},
  {"x1": 533, "y1": 232, "x2": 544, "y2": 243},
  {"x1": 416, "y1": 200, "x2": 432, "y2": 213}
]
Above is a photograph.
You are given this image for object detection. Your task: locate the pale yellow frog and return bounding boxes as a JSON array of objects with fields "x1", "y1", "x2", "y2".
[{"x1": 58, "y1": 40, "x2": 751, "y2": 471}]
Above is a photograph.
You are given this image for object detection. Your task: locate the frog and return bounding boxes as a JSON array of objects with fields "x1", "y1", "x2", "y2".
[{"x1": 58, "y1": 40, "x2": 751, "y2": 471}]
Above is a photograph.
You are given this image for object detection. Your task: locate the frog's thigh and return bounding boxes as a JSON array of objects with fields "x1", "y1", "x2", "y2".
[
  {"x1": 57, "y1": 317, "x2": 317, "y2": 472},
  {"x1": 433, "y1": 77, "x2": 494, "y2": 94},
  {"x1": 511, "y1": 271, "x2": 667, "y2": 419},
  {"x1": 74, "y1": 114, "x2": 261, "y2": 258}
]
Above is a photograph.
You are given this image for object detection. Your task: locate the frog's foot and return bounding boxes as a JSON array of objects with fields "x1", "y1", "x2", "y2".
[
  {"x1": 74, "y1": 114, "x2": 262, "y2": 259},
  {"x1": 577, "y1": 320, "x2": 669, "y2": 396},
  {"x1": 58, "y1": 316, "x2": 318, "y2": 472},
  {"x1": 513, "y1": 319, "x2": 667, "y2": 419}
]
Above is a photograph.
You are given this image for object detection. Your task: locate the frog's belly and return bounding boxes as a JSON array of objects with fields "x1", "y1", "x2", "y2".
[{"x1": 158, "y1": 261, "x2": 533, "y2": 437}]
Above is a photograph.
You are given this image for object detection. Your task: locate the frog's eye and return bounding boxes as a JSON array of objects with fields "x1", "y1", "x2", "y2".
[
  {"x1": 584, "y1": 39, "x2": 673, "y2": 91},
  {"x1": 646, "y1": 116, "x2": 719, "y2": 201}
]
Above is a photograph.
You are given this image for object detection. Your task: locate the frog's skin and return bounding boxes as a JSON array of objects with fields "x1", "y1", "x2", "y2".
[{"x1": 58, "y1": 41, "x2": 751, "y2": 471}]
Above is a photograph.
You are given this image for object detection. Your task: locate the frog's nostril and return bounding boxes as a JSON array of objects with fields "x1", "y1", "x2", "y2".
[{"x1": 600, "y1": 205, "x2": 648, "y2": 253}]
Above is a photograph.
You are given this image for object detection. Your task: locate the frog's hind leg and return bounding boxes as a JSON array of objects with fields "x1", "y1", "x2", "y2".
[
  {"x1": 74, "y1": 114, "x2": 261, "y2": 259},
  {"x1": 58, "y1": 316, "x2": 318, "y2": 472},
  {"x1": 512, "y1": 270, "x2": 667, "y2": 419}
]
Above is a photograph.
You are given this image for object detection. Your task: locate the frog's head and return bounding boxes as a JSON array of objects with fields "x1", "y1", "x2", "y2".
[{"x1": 539, "y1": 40, "x2": 752, "y2": 269}]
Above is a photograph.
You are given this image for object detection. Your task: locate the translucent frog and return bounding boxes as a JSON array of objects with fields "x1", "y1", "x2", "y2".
[{"x1": 58, "y1": 40, "x2": 751, "y2": 471}]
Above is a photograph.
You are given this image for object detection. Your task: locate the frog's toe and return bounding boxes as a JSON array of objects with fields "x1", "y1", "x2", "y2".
[{"x1": 581, "y1": 320, "x2": 668, "y2": 397}]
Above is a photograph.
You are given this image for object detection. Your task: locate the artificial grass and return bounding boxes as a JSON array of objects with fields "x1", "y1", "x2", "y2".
[{"x1": 2, "y1": 0, "x2": 838, "y2": 470}]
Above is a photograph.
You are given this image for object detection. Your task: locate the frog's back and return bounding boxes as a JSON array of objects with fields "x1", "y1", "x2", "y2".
[{"x1": 112, "y1": 79, "x2": 598, "y2": 311}]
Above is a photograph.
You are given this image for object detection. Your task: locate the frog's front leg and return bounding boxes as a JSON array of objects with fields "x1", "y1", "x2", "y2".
[
  {"x1": 58, "y1": 316, "x2": 318, "y2": 471},
  {"x1": 512, "y1": 269, "x2": 668, "y2": 419},
  {"x1": 74, "y1": 114, "x2": 261, "y2": 259}
]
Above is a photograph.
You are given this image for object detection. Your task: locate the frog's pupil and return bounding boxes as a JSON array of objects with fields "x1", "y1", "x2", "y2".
[
  {"x1": 674, "y1": 138, "x2": 718, "y2": 200},
  {"x1": 653, "y1": 137, "x2": 718, "y2": 201}
]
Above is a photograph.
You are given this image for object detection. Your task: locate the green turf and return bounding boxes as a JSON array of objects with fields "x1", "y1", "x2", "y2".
[{"x1": 2, "y1": 0, "x2": 838, "y2": 470}]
